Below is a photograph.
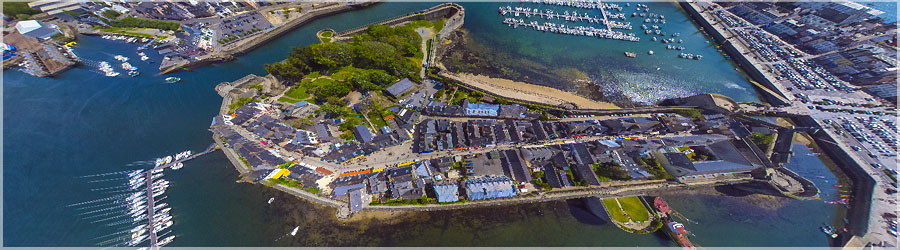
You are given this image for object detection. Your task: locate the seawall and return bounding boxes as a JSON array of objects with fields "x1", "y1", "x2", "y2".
[
  {"x1": 678, "y1": 2, "x2": 791, "y2": 106},
  {"x1": 793, "y1": 115, "x2": 875, "y2": 239}
]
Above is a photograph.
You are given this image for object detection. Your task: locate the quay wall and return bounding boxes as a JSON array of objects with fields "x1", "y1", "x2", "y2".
[
  {"x1": 794, "y1": 115, "x2": 875, "y2": 238},
  {"x1": 334, "y1": 3, "x2": 465, "y2": 41},
  {"x1": 678, "y1": 2, "x2": 790, "y2": 106}
]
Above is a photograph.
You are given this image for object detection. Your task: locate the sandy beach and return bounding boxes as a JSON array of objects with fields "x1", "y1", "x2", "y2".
[{"x1": 444, "y1": 73, "x2": 620, "y2": 110}]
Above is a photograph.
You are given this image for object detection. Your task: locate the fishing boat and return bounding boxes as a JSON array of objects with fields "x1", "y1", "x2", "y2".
[
  {"x1": 128, "y1": 70, "x2": 139, "y2": 77},
  {"x1": 268, "y1": 197, "x2": 275, "y2": 204},
  {"x1": 114, "y1": 55, "x2": 129, "y2": 62},
  {"x1": 648, "y1": 50, "x2": 654, "y2": 55},
  {"x1": 171, "y1": 162, "x2": 183, "y2": 170},
  {"x1": 165, "y1": 77, "x2": 181, "y2": 83},
  {"x1": 291, "y1": 226, "x2": 300, "y2": 236},
  {"x1": 624, "y1": 52, "x2": 637, "y2": 58}
]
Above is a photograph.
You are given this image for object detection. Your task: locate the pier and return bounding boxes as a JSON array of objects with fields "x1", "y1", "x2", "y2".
[{"x1": 142, "y1": 143, "x2": 217, "y2": 249}]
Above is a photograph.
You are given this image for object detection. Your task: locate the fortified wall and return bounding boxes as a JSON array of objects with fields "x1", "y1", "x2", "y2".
[{"x1": 334, "y1": 3, "x2": 465, "y2": 42}]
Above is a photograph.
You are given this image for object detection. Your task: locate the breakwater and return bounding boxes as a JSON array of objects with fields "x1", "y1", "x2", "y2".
[{"x1": 678, "y1": 2, "x2": 790, "y2": 106}]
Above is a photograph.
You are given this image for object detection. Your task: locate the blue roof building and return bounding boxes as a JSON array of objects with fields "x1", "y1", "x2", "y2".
[
  {"x1": 433, "y1": 182, "x2": 460, "y2": 203},
  {"x1": 464, "y1": 176, "x2": 516, "y2": 201},
  {"x1": 462, "y1": 99, "x2": 499, "y2": 117},
  {"x1": 353, "y1": 125, "x2": 374, "y2": 143}
]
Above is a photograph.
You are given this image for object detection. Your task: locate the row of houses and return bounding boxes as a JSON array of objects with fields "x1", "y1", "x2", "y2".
[
  {"x1": 424, "y1": 99, "x2": 542, "y2": 119},
  {"x1": 412, "y1": 114, "x2": 702, "y2": 154},
  {"x1": 321, "y1": 109, "x2": 420, "y2": 164}
]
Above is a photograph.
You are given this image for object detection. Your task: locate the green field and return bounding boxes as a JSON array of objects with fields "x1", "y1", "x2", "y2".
[
  {"x1": 618, "y1": 196, "x2": 650, "y2": 221},
  {"x1": 603, "y1": 197, "x2": 651, "y2": 223},
  {"x1": 603, "y1": 198, "x2": 628, "y2": 223}
]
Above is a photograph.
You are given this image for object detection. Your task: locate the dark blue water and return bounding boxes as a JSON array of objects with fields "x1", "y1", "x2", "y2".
[
  {"x1": 664, "y1": 143, "x2": 847, "y2": 247},
  {"x1": 3, "y1": 2, "x2": 845, "y2": 247}
]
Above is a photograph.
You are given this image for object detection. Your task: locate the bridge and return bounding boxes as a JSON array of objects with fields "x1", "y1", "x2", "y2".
[{"x1": 142, "y1": 143, "x2": 218, "y2": 249}]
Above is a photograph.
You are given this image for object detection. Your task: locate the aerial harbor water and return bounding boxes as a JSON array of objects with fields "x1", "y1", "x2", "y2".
[{"x1": 4, "y1": 2, "x2": 847, "y2": 247}]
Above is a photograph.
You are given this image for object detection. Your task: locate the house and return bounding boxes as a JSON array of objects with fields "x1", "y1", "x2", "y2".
[
  {"x1": 500, "y1": 149, "x2": 531, "y2": 183},
  {"x1": 462, "y1": 99, "x2": 499, "y2": 117},
  {"x1": 385, "y1": 78, "x2": 415, "y2": 98},
  {"x1": 464, "y1": 176, "x2": 517, "y2": 201},
  {"x1": 292, "y1": 129, "x2": 318, "y2": 145},
  {"x1": 353, "y1": 125, "x2": 374, "y2": 143},
  {"x1": 15, "y1": 20, "x2": 60, "y2": 40},
  {"x1": 433, "y1": 182, "x2": 460, "y2": 203}
]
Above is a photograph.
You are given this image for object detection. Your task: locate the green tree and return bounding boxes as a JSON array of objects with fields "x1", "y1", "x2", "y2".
[
  {"x1": 102, "y1": 10, "x2": 121, "y2": 19},
  {"x1": 593, "y1": 162, "x2": 632, "y2": 181}
]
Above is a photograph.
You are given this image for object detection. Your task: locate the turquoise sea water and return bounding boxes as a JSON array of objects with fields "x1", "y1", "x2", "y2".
[
  {"x1": 462, "y1": 1, "x2": 760, "y2": 104},
  {"x1": 3, "y1": 2, "x2": 848, "y2": 247}
]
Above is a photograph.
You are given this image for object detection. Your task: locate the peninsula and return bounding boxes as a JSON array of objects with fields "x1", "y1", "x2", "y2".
[{"x1": 209, "y1": 4, "x2": 820, "y2": 227}]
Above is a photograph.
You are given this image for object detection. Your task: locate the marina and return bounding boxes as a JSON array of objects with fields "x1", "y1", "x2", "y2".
[{"x1": 68, "y1": 144, "x2": 217, "y2": 248}]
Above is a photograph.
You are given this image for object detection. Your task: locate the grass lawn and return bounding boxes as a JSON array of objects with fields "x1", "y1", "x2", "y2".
[
  {"x1": 618, "y1": 196, "x2": 650, "y2": 222},
  {"x1": 278, "y1": 96, "x2": 298, "y2": 103},
  {"x1": 367, "y1": 110, "x2": 388, "y2": 128},
  {"x1": 321, "y1": 30, "x2": 333, "y2": 37},
  {"x1": 320, "y1": 37, "x2": 331, "y2": 43},
  {"x1": 284, "y1": 85, "x2": 310, "y2": 100},
  {"x1": 603, "y1": 198, "x2": 629, "y2": 223},
  {"x1": 310, "y1": 78, "x2": 337, "y2": 89}
]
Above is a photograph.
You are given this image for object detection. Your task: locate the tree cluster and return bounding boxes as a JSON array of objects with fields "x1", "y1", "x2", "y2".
[
  {"x1": 110, "y1": 17, "x2": 181, "y2": 31},
  {"x1": 635, "y1": 157, "x2": 673, "y2": 180},
  {"x1": 3, "y1": 2, "x2": 40, "y2": 20},
  {"x1": 593, "y1": 162, "x2": 632, "y2": 181},
  {"x1": 264, "y1": 24, "x2": 422, "y2": 85}
]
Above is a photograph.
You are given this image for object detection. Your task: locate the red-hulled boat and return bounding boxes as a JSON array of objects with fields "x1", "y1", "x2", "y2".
[
  {"x1": 656, "y1": 197, "x2": 695, "y2": 250},
  {"x1": 664, "y1": 218, "x2": 696, "y2": 250},
  {"x1": 654, "y1": 196, "x2": 671, "y2": 214}
]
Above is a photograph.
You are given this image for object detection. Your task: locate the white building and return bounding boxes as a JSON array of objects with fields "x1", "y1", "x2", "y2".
[
  {"x1": 15, "y1": 20, "x2": 60, "y2": 40},
  {"x1": 292, "y1": 129, "x2": 319, "y2": 145}
]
